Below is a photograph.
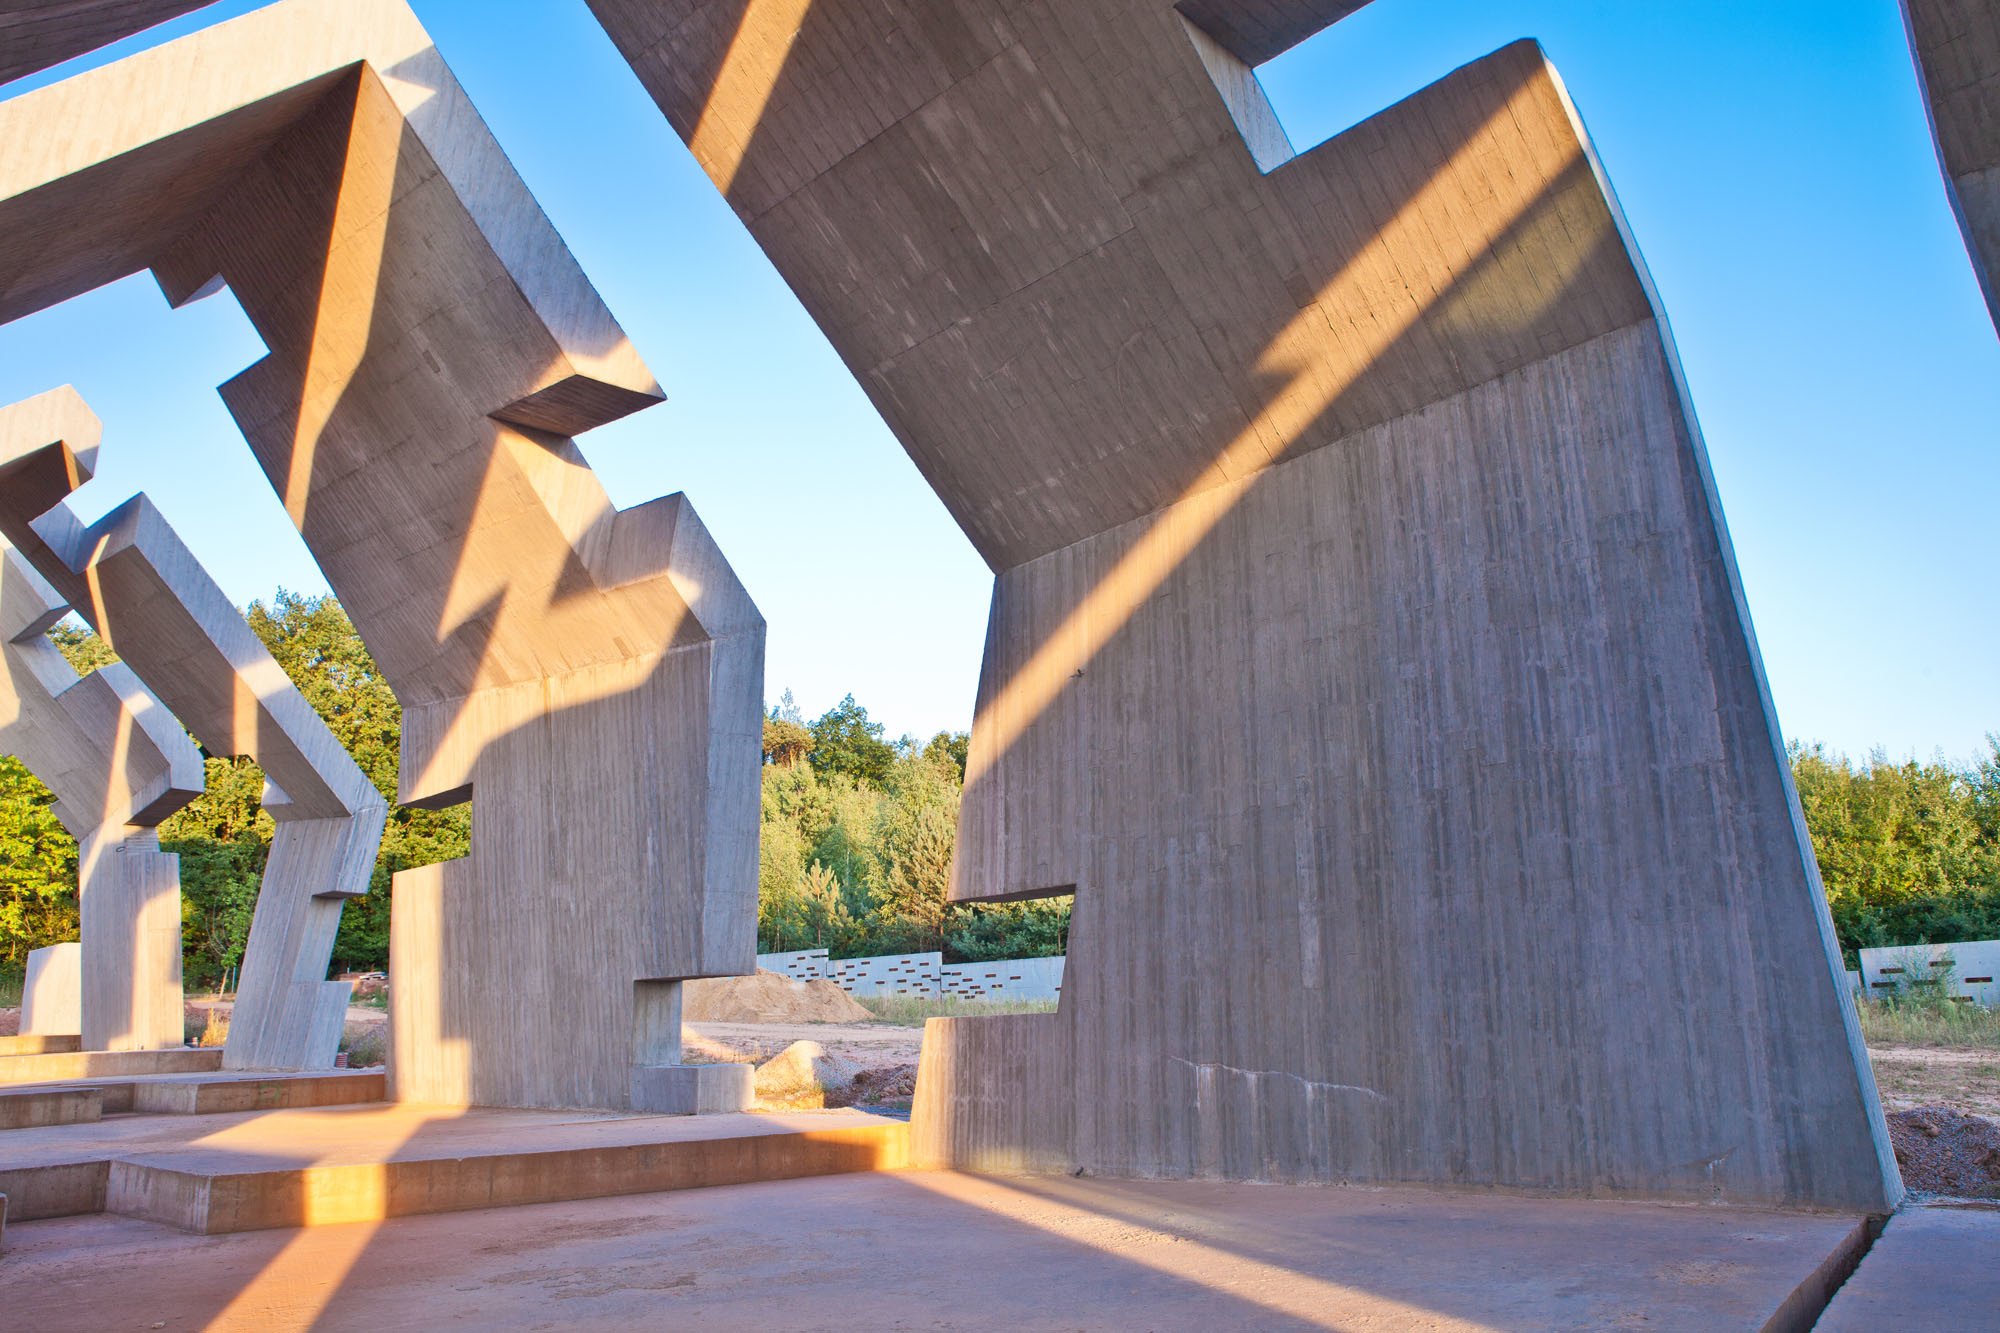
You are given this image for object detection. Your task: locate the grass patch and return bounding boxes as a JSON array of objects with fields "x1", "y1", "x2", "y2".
[
  {"x1": 0, "y1": 970, "x2": 21, "y2": 1009},
  {"x1": 340, "y1": 1021, "x2": 387, "y2": 1068},
  {"x1": 1859, "y1": 998, "x2": 2000, "y2": 1049},
  {"x1": 854, "y1": 993, "x2": 1058, "y2": 1027}
]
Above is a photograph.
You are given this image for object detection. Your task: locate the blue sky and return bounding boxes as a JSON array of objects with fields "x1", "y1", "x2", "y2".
[{"x1": 1, "y1": 0, "x2": 1993, "y2": 762}]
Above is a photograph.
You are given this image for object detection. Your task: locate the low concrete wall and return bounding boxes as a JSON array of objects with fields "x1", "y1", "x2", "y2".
[
  {"x1": 757, "y1": 949, "x2": 1068, "y2": 1002},
  {"x1": 1859, "y1": 940, "x2": 2000, "y2": 1007}
]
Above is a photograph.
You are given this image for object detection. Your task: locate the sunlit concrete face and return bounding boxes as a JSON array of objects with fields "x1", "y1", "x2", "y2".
[
  {"x1": 0, "y1": 534, "x2": 201, "y2": 1052},
  {"x1": 592, "y1": 0, "x2": 1900, "y2": 1209},
  {"x1": 0, "y1": 0, "x2": 763, "y2": 1110},
  {"x1": 0, "y1": 385, "x2": 387, "y2": 1072},
  {"x1": 1905, "y1": 0, "x2": 2000, "y2": 330}
]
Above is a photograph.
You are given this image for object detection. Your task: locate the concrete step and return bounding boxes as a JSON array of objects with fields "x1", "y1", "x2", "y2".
[
  {"x1": 0, "y1": 1034, "x2": 81, "y2": 1057},
  {"x1": 0, "y1": 1103, "x2": 909, "y2": 1232},
  {"x1": 0, "y1": 1048, "x2": 222, "y2": 1085},
  {"x1": 0, "y1": 1069, "x2": 385, "y2": 1132}
]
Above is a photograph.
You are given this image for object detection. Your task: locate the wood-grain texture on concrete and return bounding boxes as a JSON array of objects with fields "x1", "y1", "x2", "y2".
[
  {"x1": 1905, "y1": 0, "x2": 2000, "y2": 327},
  {"x1": 0, "y1": 386, "x2": 387, "y2": 1073},
  {"x1": 0, "y1": 0, "x2": 762, "y2": 1109},
  {"x1": 0, "y1": 0, "x2": 212, "y2": 84},
  {"x1": 0, "y1": 541, "x2": 199, "y2": 1052},
  {"x1": 593, "y1": 0, "x2": 1898, "y2": 1209}
]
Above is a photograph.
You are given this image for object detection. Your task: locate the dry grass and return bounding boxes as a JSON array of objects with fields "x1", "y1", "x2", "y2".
[
  {"x1": 187, "y1": 1007, "x2": 229, "y2": 1048},
  {"x1": 340, "y1": 1021, "x2": 387, "y2": 1068},
  {"x1": 1856, "y1": 997, "x2": 2000, "y2": 1050},
  {"x1": 854, "y1": 993, "x2": 1058, "y2": 1027}
]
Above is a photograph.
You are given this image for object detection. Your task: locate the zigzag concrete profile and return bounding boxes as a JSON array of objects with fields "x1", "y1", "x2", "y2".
[{"x1": 0, "y1": 0, "x2": 1993, "y2": 1326}]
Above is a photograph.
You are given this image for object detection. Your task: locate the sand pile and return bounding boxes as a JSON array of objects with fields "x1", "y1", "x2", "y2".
[
  {"x1": 682, "y1": 969, "x2": 872, "y2": 1024},
  {"x1": 1889, "y1": 1106, "x2": 2000, "y2": 1196},
  {"x1": 754, "y1": 1040, "x2": 862, "y2": 1110}
]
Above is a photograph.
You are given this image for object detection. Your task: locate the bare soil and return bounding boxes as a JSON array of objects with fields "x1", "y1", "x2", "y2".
[
  {"x1": 682, "y1": 970, "x2": 872, "y2": 1024},
  {"x1": 1886, "y1": 1106, "x2": 2000, "y2": 1197},
  {"x1": 1868, "y1": 1044, "x2": 2000, "y2": 1119}
]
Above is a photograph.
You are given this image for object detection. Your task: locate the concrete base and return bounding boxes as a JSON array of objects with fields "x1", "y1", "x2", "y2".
[
  {"x1": 0, "y1": 1069, "x2": 385, "y2": 1132},
  {"x1": 630, "y1": 1062, "x2": 752, "y2": 1115},
  {"x1": 0, "y1": 1101, "x2": 906, "y2": 1230},
  {"x1": 0, "y1": 1048, "x2": 221, "y2": 1085},
  {"x1": 1816, "y1": 1205, "x2": 2000, "y2": 1329},
  {"x1": 0, "y1": 1035, "x2": 81, "y2": 1057},
  {"x1": 0, "y1": 1171, "x2": 1876, "y2": 1329}
]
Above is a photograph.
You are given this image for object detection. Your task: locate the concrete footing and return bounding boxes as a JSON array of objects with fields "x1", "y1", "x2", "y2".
[
  {"x1": 630, "y1": 1062, "x2": 752, "y2": 1115},
  {"x1": 0, "y1": 1048, "x2": 222, "y2": 1085}
]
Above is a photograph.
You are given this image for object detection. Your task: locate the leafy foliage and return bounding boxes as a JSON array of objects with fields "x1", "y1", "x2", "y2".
[
  {"x1": 0, "y1": 755, "x2": 80, "y2": 966},
  {"x1": 1794, "y1": 738, "x2": 2000, "y2": 966}
]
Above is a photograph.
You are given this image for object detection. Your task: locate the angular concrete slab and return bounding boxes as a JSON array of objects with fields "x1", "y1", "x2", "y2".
[
  {"x1": 0, "y1": 1048, "x2": 221, "y2": 1086},
  {"x1": 1816, "y1": 1204, "x2": 2000, "y2": 1329},
  {"x1": 1905, "y1": 0, "x2": 2000, "y2": 329},
  {"x1": 3, "y1": 1171, "x2": 1872, "y2": 1329},
  {"x1": 0, "y1": 1101, "x2": 906, "y2": 1230}
]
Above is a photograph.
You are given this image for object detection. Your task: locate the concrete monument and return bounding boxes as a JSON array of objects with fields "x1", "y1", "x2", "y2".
[
  {"x1": 19, "y1": 942, "x2": 81, "y2": 1037},
  {"x1": 0, "y1": 0, "x2": 762, "y2": 1110},
  {"x1": 0, "y1": 386, "x2": 388, "y2": 1071},
  {"x1": 0, "y1": 0, "x2": 214, "y2": 85},
  {"x1": 589, "y1": 0, "x2": 1900, "y2": 1208},
  {"x1": 0, "y1": 539, "x2": 201, "y2": 1051},
  {"x1": 1904, "y1": 0, "x2": 2000, "y2": 329}
]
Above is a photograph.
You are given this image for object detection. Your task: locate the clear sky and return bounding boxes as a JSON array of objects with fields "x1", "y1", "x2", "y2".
[{"x1": 1, "y1": 0, "x2": 1993, "y2": 762}]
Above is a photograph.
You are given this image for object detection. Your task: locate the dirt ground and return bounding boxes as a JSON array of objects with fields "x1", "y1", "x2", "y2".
[{"x1": 1868, "y1": 1044, "x2": 2000, "y2": 1119}]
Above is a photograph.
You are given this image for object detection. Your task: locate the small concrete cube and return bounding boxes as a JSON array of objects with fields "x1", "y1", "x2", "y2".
[{"x1": 630, "y1": 1063, "x2": 752, "y2": 1116}]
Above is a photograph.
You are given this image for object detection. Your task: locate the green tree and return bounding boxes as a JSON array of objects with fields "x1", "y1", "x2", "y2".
[
  {"x1": 0, "y1": 756, "x2": 79, "y2": 966},
  {"x1": 809, "y1": 694, "x2": 897, "y2": 787},
  {"x1": 923, "y1": 730, "x2": 970, "y2": 781}
]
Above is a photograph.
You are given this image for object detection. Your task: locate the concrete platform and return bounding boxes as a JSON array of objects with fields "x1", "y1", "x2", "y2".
[
  {"x1": 0, "y1": 1171, "x2": 1872, "y2": 1331},
  {"x1": 0, "y1": 1068, "x2": 385, "y2": 1130},
  {"x1": 0, "y1": 1101, "x2": 909, "y2": 1231},
  {"x1": 1815, "y1": 1204, "x2": 2000, "y2": 1329},
  {"x1": 0, "y1": 1046, "x2": 221, "y2": 1084},
  {"x1": 0, "y1": 1034, "x2": 80, "y2": 1057}
]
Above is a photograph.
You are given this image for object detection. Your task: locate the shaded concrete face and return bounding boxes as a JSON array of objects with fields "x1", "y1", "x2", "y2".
[
  {"x1": 1905, "y1": 0, "x2": 2000, "y2": 330},
  {"x1": 591, "y1": 0, "x2": 1898, "y2": 1209},
  {"x1": 0, "y1": 0, "x2": 763, "y2": 1110},
  {"x1": 0, "y1": 0, "x2": 214, "y2": 84}
]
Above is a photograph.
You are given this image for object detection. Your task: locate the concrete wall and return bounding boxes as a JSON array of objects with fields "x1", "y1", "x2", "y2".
[
  {"x1": 757, "y1": 948, "x2": 1066, "y2": 1002},
  {"x1": 755, "y1": 949, "x2": 830, "y2": 980},
  {"x1": 1859, "y1": 940, "x2": 2000, "y2": 1007},
  {"x1": 941, "y1": 956, "x2": 1064, "y2": 1004},
  {"x1": 20, "y1": 943, "x2": 81, "y2": 1036},
  {"x1": 592, "y1": 0, "x2": 1899, "y2": 1210},
  {"x1": 828, "y1": 953, "x2": 941, "y2": 999}
]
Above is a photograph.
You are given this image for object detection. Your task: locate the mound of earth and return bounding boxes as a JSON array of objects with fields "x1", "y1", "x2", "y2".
[
  {"x1": 826, "y1": 1062, "x2": 918, "y2": 1111},
  {"x1": 1888, "y1": 1105, "x2": 2000, "y2": 1196},
  {"x1": 754, "y1": 1040, "x2": 862, "y2": 1110},
  {"x1": 682, "y1": 969, "x2": 872, "y2": 1024}
]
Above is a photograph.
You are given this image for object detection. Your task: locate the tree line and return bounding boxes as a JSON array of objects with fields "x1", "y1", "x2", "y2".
[{"x1": 0, "y1": 590, "x2": 1988, "y2": 980}]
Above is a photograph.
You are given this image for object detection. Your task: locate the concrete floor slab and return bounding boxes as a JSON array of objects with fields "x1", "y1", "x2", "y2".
[
  {"x1": 0, "y1": 1171, "x2": 1867, "y2": 1331},
  {"x1": 1815, "y1": 1204, "x2": 2000, "y2": 1329}
]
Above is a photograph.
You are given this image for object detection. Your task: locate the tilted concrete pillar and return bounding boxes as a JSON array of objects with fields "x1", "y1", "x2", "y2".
[
  {"x1": 0, "y1": 386, "x2": 387, "y2": 1071},
  {"x1": 589, "y1": 0, "x2": 1901, "y2": 1207},
  {"x1": 0, "y1": 0, "x2": 762, "y2": 1110},
  {"x1": 1903, "y1": 0, "x2": 2000, "y2": 331},
  {"x1": 0, "y1": 538, "x2": 201, "y2": 1051}
]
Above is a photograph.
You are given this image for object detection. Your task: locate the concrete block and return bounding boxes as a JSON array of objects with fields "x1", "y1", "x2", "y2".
[
  {"x1": 20, "y1": 943, "x2": 80, "y2": 1037},
  {"x1": 0, "y1": 1086, "x2": 101, "y2": 1131},
  {"x1": 0, "y1": 1035, "x2": 81, "y2": 1057},
  {"x1": 631, "y1": 1064, "x2": 753, "y2": 1116}
]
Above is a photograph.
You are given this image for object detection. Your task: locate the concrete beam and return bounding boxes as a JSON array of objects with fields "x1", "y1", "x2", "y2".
[{"x1": 0, "y1": 0, "x2": 214, "y2": 85}]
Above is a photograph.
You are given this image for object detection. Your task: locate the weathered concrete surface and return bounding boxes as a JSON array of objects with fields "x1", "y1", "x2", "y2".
[
  {"x1": 593, "y1": 0, "x2": 1897, "y2": 1210},
  {"x1": 1816, "y1": 1205, "x2": 2000, "y2": 1330},
  {"x1": 0, "y1": 1034, "x2": 81, "y2": 1057},
  {"x1": 0, "y1": 1085, "x2": 100, "y2": 1132},
  {"x1": 0, "y1": 0, "x2": 762, "y2": 1110},
  {"x1": 1905, "y1": 0, "x2": 2000, "y2": 328},
  {"x1": 4, "y1": 1172, "x2": 1870, "y2": 1330},
  {"x1": 0, "y1": 1101, "x2": 906, "y2": 1228},
  {"x1": 18, "y1": 943, "x2": 80, "y2": 1037}
]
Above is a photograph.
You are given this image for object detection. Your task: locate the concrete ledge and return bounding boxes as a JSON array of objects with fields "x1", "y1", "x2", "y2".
[
  {"x1": 0, "y1": 1159, "x2": 108, "y2": 1220},
  {"x1": 127, "y1": 1071, "x2": 386, "y2": 1116},
  {"x1": 0, "y1": 1086, "x2": 101, "y2": 1131},
  {"x1": 1815, "y1": 1206, "x2": 2000, "y2": 1329},
  {"x1": 0, "y1": 1049, "x2": 222, "y2": 1086},
  {"x1": 631, "y1": 1062, "x2": 752, "y2": 1115},
  {"x1": 0, "y1": 1035, "x2": 81, "y2": 1057},
  {"x1": 110, "y1": 1121, "x2": 910, "y2": 1233}
]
